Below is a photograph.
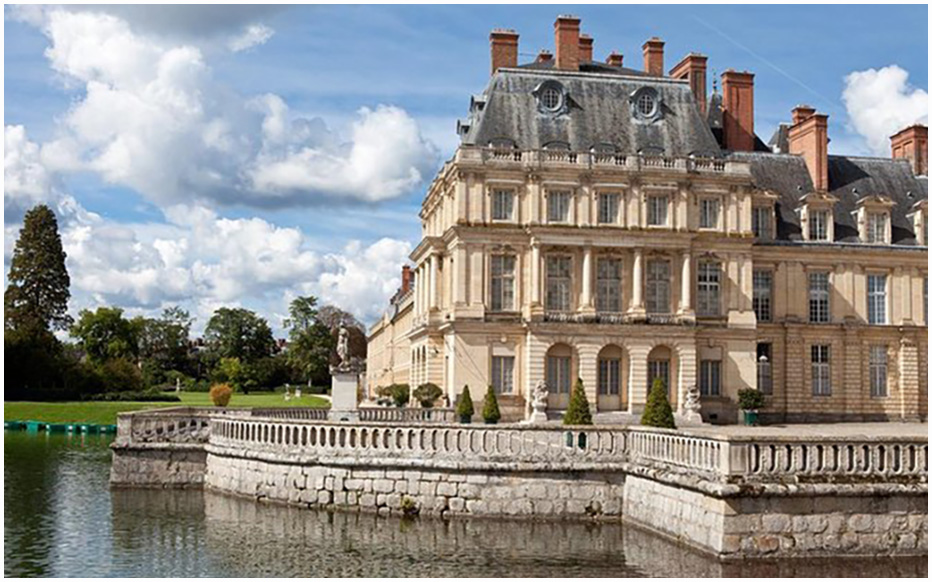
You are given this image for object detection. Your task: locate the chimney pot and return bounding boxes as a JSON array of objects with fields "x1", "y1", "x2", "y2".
[
  {"x1": 792, "y1": 105, "x2": 816, "y2": 125},
  {"x1": 536, "y1": 49, "x2": 553, "y2": 63},
  {"x1": 721, "y1": 70, "x2": 755, "y2": 152},
  {"x1": 642, "y1": 37, "x2": 665, "y2": 76},
  {"x1": 578, "y1": 34, "x2": 593, "y2": 64},
  {"x1": 554, "y1": 15, "x2": 581, "y2": 71},
  {"x1": 489, "y1": 29, "x2": 519, "y2": 75},
  {"x1": 606, "y1": 51, "x2": 624, "y2": 67},
  {"x1": 669, "y1": 52, "x2": 708, "y2": 114},
  {"x1": 890, "y1": 124, "x2": 928, "y2": 176}
]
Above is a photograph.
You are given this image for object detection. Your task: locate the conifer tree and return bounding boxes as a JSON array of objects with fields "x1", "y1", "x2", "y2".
[
  {"x1": 482, "y1": 385, "x2": 501, "y2": 424},
  {"x1": 641, "y1": 377, "x2": 676, "y2": 429},
  {"x1": 563, "y1": 378, "x2": 593, "y2": 425},
  {"x1": 456, "y1": 385, "x2": 474, "y2": 422}
]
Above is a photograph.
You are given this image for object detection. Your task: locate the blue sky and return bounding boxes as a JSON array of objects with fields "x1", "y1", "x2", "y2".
[{"x1": 3, "y1": 4, "x2": 928, "y2": 333}]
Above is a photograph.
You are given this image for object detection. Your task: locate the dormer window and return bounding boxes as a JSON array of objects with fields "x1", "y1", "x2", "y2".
[
  {"x1": 866, "y1": 212, "x2": 887, "y2": 244},
  {"x1": 533, "y1": 81, "x2": 568, "y2": 115},
  {"x1": 752, "y1": 205, "x2": 774, "y2": 240},
  {"x1": 907, "y1": 199, "x2": 928, "y2": 246},
  {"x1": 798, "y1": 191, "x2": 838, "y2": 242},
  {"x1": 631, "y1": 87, "x2": 661, "y2": 122},
  {"x1": 541, "y1": 87, "x2": 562, "y2": 111},
  {"x1": 855, "y1": 193, "x2": 895, "y2": 245},
  {"x1": 809, "y1": 209, "x2": 829, "y2": 241}
]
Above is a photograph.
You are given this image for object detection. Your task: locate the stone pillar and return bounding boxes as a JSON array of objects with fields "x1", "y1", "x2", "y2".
[
  {"x1": 530, "y1": 240, "x2": 541, "y2": 306},
  {"x1": 842, "y1": 324, "x2": 860, "y2": 417},
  {"x1": 578, "y1": 343, "x2": 599, "y2": 409},
  {"x1": 453, "y1": 245, "x2": 467, "y2": 305},
  {"x1": 581, "y1": 246, "x2": 594, "y2": 311},
  {"x1": 679, "y1": 251, "x2": 693, "y2": 315},
  {"x1": 414, "y1": 267, "x2": 422, "y2": 315},
  {"x1": 627, "y1": 344, "x2": 650, "y2": 414},
  {"x1": 631, "y1": 248, "x2": 645, "y2": 313},
  {"x1": 898, "y1": 337, "x2": 920, "y2": 421},
  {"x1": 429, "y1": 254, "x2": 439, "y2": 310}
]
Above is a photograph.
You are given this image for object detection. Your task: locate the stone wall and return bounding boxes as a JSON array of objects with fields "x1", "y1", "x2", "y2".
[{"x1": 110, "y1": 444, "x2": 207, "y2": 488}]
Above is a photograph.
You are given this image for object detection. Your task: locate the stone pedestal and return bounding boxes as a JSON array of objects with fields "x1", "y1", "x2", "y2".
[{"x1": 329, "y1": 371, "x2": 360, "y2": 422}]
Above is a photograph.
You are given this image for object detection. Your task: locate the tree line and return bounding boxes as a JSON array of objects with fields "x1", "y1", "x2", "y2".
[{"x1": 4, "y1": 204, "x2": 367, "y2": 401}]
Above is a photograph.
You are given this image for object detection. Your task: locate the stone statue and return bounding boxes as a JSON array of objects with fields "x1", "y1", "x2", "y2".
[
  {"x1": 680, "y1": 384, "x2": 703, "y2": 424},
  {"x1": 337, "y1": 325, "x2": 350, "y2": 364},
  {"x1": 525, "y1": 380, "x2": 549, "y2": 424}
]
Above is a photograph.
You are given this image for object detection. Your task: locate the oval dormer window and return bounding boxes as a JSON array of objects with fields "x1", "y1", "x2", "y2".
[
  {"x1": 541, "y1": 87, "x2": 563, "y2": 111},
  {"x1": 637, "y1": 92, "x2": 657, "y2": 117},
  {"x1": 631, "y1": 87, "x2": 661, "y2": 122},
  {"x1": 534, "y1": 80, "x2": 567, "y2": 115}
]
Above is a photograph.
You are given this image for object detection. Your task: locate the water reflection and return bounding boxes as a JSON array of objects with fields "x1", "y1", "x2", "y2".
[{"x1": 5, "y1": 432, "x2": 928, "y2": 578}]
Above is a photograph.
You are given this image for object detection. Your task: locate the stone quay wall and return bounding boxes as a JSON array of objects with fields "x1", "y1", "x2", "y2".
[{"x1": 110, "y1": 408, "x2": 928, "y2": 559}]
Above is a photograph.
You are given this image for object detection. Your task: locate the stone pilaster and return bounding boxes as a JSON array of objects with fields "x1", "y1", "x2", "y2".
[
  {"x1": 627, "y1": 344, "x2": 651, "y2": 413},
  {"x1": 898, "y1": 337, "x2": 920, "y2": 421}
]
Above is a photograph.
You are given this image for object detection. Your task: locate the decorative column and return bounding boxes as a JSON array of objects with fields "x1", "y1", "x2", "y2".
[
  {"x1": 414, "y1": 267, "x2": 422, "y2": 315},
  {"x1": 631, "y1": 248, "x2": 645, "y2": 313},
  {"x1": 453, "y1": 245, "x2": 467, "y2": 305},
  {"x1": 899, "y1": 337, "x2": 920, "y2": 421},
  {"x1": 679, "y1": 251, "x2": 693, "y2": 315},
  {"x1": 429, "y1": 254, "x2": 439, "y2": 310},
  {"x1": 627, "y1": 344, "x2": 651, "y2": 413},
  {"x1": 530, "y1": 240, "x2": 541, "y2": 306},
  {"x1": 581, "y1": 246, "x2": 594, "y2": 311}
]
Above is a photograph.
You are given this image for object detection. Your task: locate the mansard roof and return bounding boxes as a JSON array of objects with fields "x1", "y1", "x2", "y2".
[{"x1": 461, "y1": 68, "x2": 722, "y2": 158}]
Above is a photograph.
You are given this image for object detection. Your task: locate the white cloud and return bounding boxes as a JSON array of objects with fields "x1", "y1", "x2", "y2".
[
  {"x1": 228, "y1": 24, "x2": 274, "y2": 52},
  {"x1": 842, "y1": 65, "x2": 929, "y2": 156}
]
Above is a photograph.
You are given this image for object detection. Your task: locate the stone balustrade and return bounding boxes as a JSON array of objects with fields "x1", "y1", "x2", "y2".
[
  {"x1": 358, "y1": 407, "x2": 456, "y2": 423},
  {"x1": 114, "y1": 406, "x2": 247, "y2": 446},
  {"x1": 249, "y1": 407, "x2": 329, "y2": 421}
]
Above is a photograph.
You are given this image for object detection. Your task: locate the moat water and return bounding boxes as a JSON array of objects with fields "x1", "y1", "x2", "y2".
[{"x1": 4, "y1": 431, "x2": 927, "y2": 578}]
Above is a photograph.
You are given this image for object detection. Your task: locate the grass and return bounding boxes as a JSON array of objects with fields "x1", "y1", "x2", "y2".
[{"x1": 4, "y1": 391, "x2": 330, "y2": 425}]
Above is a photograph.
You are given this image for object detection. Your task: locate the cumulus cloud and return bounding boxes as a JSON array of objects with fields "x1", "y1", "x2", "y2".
[
  {"x1": 842, "y1": 65, "x2": 929, "y2": 156},
  {"x1": 15, "y1": 7, "x2": 438, "y2": 208},
  {"x1": 228, "y1": 24, "x2": 274, "y2": 52}
]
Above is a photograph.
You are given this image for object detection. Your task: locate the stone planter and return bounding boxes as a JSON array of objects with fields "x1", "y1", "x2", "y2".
[{"x1": 742, "y1": 409, "x2": 759, "y2": 426}]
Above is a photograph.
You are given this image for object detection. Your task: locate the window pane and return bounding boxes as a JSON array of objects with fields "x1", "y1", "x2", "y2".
[
  {"x1": 648, "y1": 196, "x2": 668, "y2": 226},
  {"x1": 492, "y1": 190, "x2": 514, "y2": 221},
  {"x1": 546, "y1": 256, "x2": 572, "y2": 311},
  {"x1": 492, "y1": 356, "x2": 514, "y2": 394},
  {"x1": 867, "y1": 274, "x2": 887, "y2": 325},
  {"x1": 598, "y1": 358, "x2": 620, "y2": 395},
  {"x1": 699, "y1": 199, "x2": 720, "y2": 229},
  {"x1": 869, "y1": 345, "x2": 887, "y2": 398},
  {"x1": 757, "y1": 343, "x2": 773, "y2": 394},
  {"x1": 867, "y1": 213, "x2": 886, "y2": 244},
  {"x1": 808, "y1": 272, "x2": 830, "y2": 323},
  {"x1": 646, "y1": 260, "x2": 670, "y2": 314},
  {"x1": 753, "y1": 206, "x2": 773, "y2": 240},
  {"x1": 596, "y1": 258, "x2": 623, "y2": 312},
  {"x1": 753, "y1": 270, "x2": 773, "y2": 322},
  {"x1": 648, "y1": 360, "x2": 670, "y2": 396},
  {"x1": 811, "y1": 345, "x2": 831, "y2": 396},
  {"x1": 490, "y1": 255, "x2": 515, "y2": 311},
  {"x1": 699, "y1": 360, "x2": 721, "y2": 396},
  {"x1": 548, "y1": 191, "x2": 570, "y2": 222},
  {"x1": 697, "y1": 261, "x2": 721, "y2": 317},
  {"x1": 598, "y1": 193, "x2": 619, "y2": 224},
  {"x1": 809, "y1": 210, "x2": 829, "y2": 241}
]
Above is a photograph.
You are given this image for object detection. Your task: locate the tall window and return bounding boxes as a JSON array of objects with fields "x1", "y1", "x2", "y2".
[
  {"x1": 547, "y1": 191, "x2": 571, "y2": 223},
  {"x1": 598, "y1": 193, "x2": 620, "y2": 224},
  {"x1": 546, "y1": 355, "x2": 572, "y2": 394},
  {"x1": 647, "y1": 195, "x2": 669, "y2": 226},
  {"x1": 757, "y1": 343, "x2": 773, "y2": 395},
  {"x1": 596, "y1": 258, "x2": 623, "y2": 312},
  {"x1": 490, "y1": 255, "x2": 516, "y2": 311},
  {"x1": 491, "y1": 190, "x2": 514, "y2": 221},
  {"x1": 647, "y1": 359, "x2": 670, "y2": 396},
  {"x1": 867, "y1": 274, "x2": 887, "y2": 325},
  {"x1": 752, "y1": 206, "x2": 773, "y2": 240},
  {"x1": 753, "y1": 270, "x2": 773, "y2": 322},
  {"x1": 699, "y1": 198, "x2": 720, "y2": 229},
  {"x1": 598, "y1": 358, "x2": 620, "y2": 395},
  {"x1": 869, "y1": 345, "x2": 888, "y2": 398},
  {"x1": 811, "y1": 345, "x2": 831, "y2": 396},
  {"x1": 808, "y1": 271, "x2": 830, "y2": 323},
  {"x1": 866, "y1": 212, "x2": 887, "y2": 244},
  {"x1": 809, "y1": 209, "x2": 829, "y2": 241},
  {"x1": 697, "y1": 261, "x2": 721, "y2": 317},
  {"x1": 491, "y1": 356, "x2": 514, "y2": 394},
  {"x1": 699, "y1": 360, "x2": 721, "y2": 397},
  {"x1": 646, "y1": 260, "x2": 671, "y2": 314},
  {"x1": 546, "y1": 256, "x2": 572, "y2": 312}
]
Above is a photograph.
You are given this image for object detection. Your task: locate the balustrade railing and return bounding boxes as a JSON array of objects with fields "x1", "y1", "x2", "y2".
[
  {"x1": 729, "y1": 439, "x2": 928, "y2": 479},
  {"x1": 250, "y1": 408, "x2": 329, "y2": 421},
  {"x1": 358, "y1": 407, "x2": 456, "y2": 423}
]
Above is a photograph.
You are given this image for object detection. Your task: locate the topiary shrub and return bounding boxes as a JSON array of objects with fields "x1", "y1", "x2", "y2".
[
  {"x1": 563, "y1": 378, "x2": 593, "y2": 425},
  {"x1": 413, "y1": 383, "x2": 443, "y2": 408},
  {"x1": 482, "y1": 385, "x2": 501, "y2": 424},
  {"x1": 737, "y1": 387, "x2": 766, "y2": 411},
  {"x1": 377, "y1": 383, "x2": 410, "y2": 407},
  {"x1": 641, "y1": 377, "x2": 676, "y2": 429},
  {"x1": 456, "y1": 385, "x2": 474, "y2": 423},
  {"x1": 209, "y1": 383, "x2": 233, "y2": 407}
]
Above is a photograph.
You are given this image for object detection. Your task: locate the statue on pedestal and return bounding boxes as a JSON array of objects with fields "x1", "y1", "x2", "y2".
[
  {"x1": 329, "y1": 324, "x2": 364, "y2": 422},
  {"x1": 680, "y1": 384, "x2": 704, "y2": 424},
  {"x1": 525, "y1": 380, "x2": 549, "y2": 424}
]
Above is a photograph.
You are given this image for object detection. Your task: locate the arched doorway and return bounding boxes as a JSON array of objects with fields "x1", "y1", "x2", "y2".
[
  {"x1": 545, "y1": 343, "x2": 575, "y2": 409},
  {"x1": 647, "y1": 345, "x2": 677, "y2": 409},
  {"x1": 597, "y1": 345, "x2": 626, "y2": 411}
]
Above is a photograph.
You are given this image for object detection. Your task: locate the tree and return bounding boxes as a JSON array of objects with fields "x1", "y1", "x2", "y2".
[
  {"x1": 482, "y1": 386, "x2": 501, "y2": 424},
  {"x1": 641, "y1": 377, "x2": 676, "y2": 429},
  {"x1": 4, "y1": 204, "x2": 72, "y2": 333},
  {"x1": 284, "y1": 296, "x2": 333, "y2": 387},
  {"x1": 456, "y1": 385, "x2": 474, "y2": 423},
  {"x1": 137, "y1": 306, "x2": 192, "y2": 385},
  {"x1": 71, "y1": 307, "x2": 140, "y2": 365},
  {"x1": 318, "y1": 304, "x2": 367, "y2": 361},
  {"x1": 204, "y1": 307, "x2": 274, "y2": 364},
  {"x1": 563, "y1": 378, "x2": 593, "y2": 425}
]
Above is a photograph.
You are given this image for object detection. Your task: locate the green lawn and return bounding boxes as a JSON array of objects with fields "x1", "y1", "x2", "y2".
[{"x1": 4, "y1": 391, "x2": 330, "y2": 425}]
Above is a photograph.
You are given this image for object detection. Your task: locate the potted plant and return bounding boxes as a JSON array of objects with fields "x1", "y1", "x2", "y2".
[
  {"x1": 641, "y1": 377, "x2": 676, "y2": 429},
  {"x1": 456, "y1": 385, "x2": 474, "y2": 423},
  {"x1": 482, "y1": 386, "x2": 501, "y2": 424},
  {"x1": 737, "y1": 388, "x2": 766, "y2": 426},
  {"x1": 413, "y1": 383, "x2": 443, "y2": 408}
]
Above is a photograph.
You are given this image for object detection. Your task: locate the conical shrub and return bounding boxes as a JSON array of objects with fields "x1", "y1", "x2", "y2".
[
  {"x1": 563, "y1": 378, "x2": 593, "y2": 425},
  {"x1": 641, "y1": 377, "x2": 676, "y2": 429},
  {"x1": 456, "y1": 385, "x2": 474, "y2": 423},
  {"x1": 482, "y1": 385, "x2": 501, "y2": 424}
]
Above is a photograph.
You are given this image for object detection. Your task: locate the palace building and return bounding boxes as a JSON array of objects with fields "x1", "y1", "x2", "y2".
[{"x1": 366, "y1": 15, "x2": 928, "y2": 423}]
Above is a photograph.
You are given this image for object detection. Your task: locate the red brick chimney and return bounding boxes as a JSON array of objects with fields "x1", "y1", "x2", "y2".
[
  {"x1": 536, "y1": 49, "x2": 553, "y2": 63},
  {"x1": 554, "y1": 15, "x2": 581, "y2": 71},
  {"x1": 670, "y1": 53, "x2": 708, "y2": 115},
  {"x1": 606, "y1": 52, "x2": 624, "y2": 67},
  {"x1": 721, "y1": 70, "x2": 755, "y2": 152},
  {"x1": 578, "y1": 34, "x2": 593, "y2": 64},
  {"x1": 787, "y1": 106, "x2": 830, "y2": 192},
  {"x1": 401, "y1": 265, "x2": 413, "y2": 294},
  {"x1": 891, "y1": 124, "x2": 929, "y2": 176},
  {"x1": 642, "y1": 37, "x2": 664, "y2": 76},
  {"x1": 489, "y1": 29, "x2": 519, "y2": 75}
]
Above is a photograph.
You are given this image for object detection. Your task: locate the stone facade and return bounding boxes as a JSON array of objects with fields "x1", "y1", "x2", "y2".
[{"x1": 110, "y1": 444, "x2": 207, "y2": 488}]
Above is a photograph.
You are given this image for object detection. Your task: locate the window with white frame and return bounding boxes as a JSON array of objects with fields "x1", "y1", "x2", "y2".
[
  {"x1": 491, "y1": 355, "x2": 515, "y2": 394},
  {"x1": 699, "y1": 198, "x2": 720, "y2": 229},
  {"x1": 808, "y1": 209, "x2": 829, "y2": 241},
  {"x1": 757, "y1": 343, "x2": 773, "y2": 394},
  {"x1": 867, "y1": 274, "x2": 887, "y2": 324},
  {"x1": 598, "y1": 358, "x2": 620, "y2": 395},
  {"x1": 489, "y1": 255, "x2": 516, "y2": 311},
  {"x1": 752, "y1": 205, "x2": 773, "y2": 240},
  {"x1": 811, "y1": 344, "x2": 831, "y2": 396},
  {"x1": 596, "y1": 258, "x2": 623, "y2": 312},
  {"x1": 491, "y1": 189, "x2": 514, "y2": 221},
  {"x1": 753, "y1": 270, "x2": 773, "y2": 322},
  {"x1": 808, "y1": 271, "x2": 830, "y2": 323},
  {"x1": 869, "y1": 345, "x2": 888, "y2": 398},
  {"x1": 546, "y1": 355, "x2": 572, "y2": 394},
  {"x1": 545, "y1": 256, "x2": 572, "y2": 312},
  {"x1": 699, "y1": 359, "x2": 721, "y2": 396},
  {"x1": 598, "y1": 193, "x2": 620, "y2": 224},
  {"x1": 866, "y1": 212, "x2": 887, "y2": 244},
  {"x1": 697, "y1": 261, "x2": 721, "y2": 317},
  {"x1": 547, "y1": 191, "x2": 571, "y2": 223},
  {"x1": 647, "y1": 195, "x2": 669, "y2": 226},
  {"x1": 647, "y1": 359, "x2": 670, "y2": 396},
  {"x1": 646, "y1": 259, "x2": 671, "y2": 314}
]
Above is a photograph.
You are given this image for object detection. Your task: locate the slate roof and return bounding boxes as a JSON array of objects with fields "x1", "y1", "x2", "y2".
[{"x1": 462, "y1": 68, "x2": 722, "y2": 157}]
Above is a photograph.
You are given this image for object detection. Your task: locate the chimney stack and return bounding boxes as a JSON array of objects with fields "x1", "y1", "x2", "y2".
[
  {"x1": 536, "y1": 49, "x2": 553, "y2": 63},
  {"x1": 489, "y1": 29, "x2": 519, "y2": 75},
  {"x1": 787, "y1": 106, "x2": 830, "y2": 191},
  {"x1": 891, "y1": 124, "x2": 929, "y2": 177},
  {"x1": 642, "y1": 37, "x2": 665, "y2": 76},
  {"x1": 721, "y1": 70, "x2": 755, "y2": 152},
  {"x1": 554, "y1": 15, "x2": 581, "y2": 71},
  {"x1": 606, "y1": 51, "x2": 624, "y2": 67},
  {"x1": 669, "y1": 53, "x2": 708, "y2": 115},
  {"x1": 578, "y1": 34, "x2": 593, "y2": 64},
  {"x1": 401, "y1": 265, "x2": 414, "y2": 294}
]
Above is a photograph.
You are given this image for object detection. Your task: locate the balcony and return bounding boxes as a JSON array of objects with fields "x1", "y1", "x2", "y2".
[{"x1": 541, "y1": 311, "x2": 695, "y2": 326}]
